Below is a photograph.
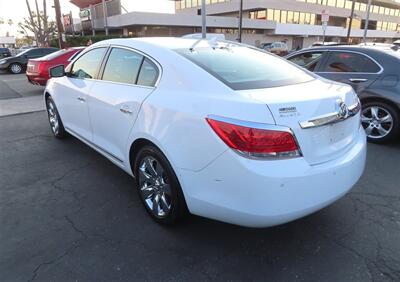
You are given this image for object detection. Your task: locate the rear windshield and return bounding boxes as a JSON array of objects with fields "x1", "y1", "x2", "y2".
[
  {"x1": 41, "y1": 49, "x2": 81, "y2": 61},
  {"x1": 175, "y1": 46, "x2": 314, "y2": 90}
]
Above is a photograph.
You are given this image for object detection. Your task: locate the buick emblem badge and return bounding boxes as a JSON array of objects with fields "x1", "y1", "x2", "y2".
[{"x1": 337, "y1": 100, "x2": 348, "y2": 119}]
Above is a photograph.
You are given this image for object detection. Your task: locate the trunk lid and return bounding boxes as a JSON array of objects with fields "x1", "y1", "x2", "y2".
[{"x1": 237, "y1": 79, "x2": 361, "y2": 165}]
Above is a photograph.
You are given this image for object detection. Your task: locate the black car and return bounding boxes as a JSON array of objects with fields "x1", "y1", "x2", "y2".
[
  {"x1": 0, "y1": 47, "x2": 58, "y2": 74},
  {"x1": 286, "y1": 46, "x2": 400, "y2": 143},
  {"x1": 0, "y1": 47, "x2": 11, "y2": 59}
]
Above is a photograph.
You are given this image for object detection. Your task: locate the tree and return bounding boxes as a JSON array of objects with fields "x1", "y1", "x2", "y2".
[{"x1": 18, "y1": 0, "x2": 56, "y2": 47}]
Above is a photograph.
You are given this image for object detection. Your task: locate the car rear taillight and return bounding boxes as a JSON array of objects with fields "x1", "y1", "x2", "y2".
[
  {"x1": 37, "y1": 62, "x2": 48, "y2": 75},
  {"x1": 206, "y1": 117, "x2": 301, "y2": 159}
]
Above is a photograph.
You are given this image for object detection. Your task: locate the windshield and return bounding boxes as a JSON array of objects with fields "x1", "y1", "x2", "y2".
[
  {"x1": 175, "y1": 46, "x2": 314, "y2": 90},
  {"x1": 17, "y1": 48, "x2": 32, "y2": 57}
]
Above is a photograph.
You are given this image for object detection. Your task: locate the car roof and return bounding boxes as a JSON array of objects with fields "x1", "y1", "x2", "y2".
[
  {"x1": 91, "y1": 37, "x2": 228, "y2": 50},
  {"x1": 293, "y1": 45, "x2": 399, "y2": 57}
]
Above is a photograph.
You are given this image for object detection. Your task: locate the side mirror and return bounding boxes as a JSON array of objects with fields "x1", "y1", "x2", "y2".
[{"x1": 49, "y1": 65, "x2": 65, "y2": 78}]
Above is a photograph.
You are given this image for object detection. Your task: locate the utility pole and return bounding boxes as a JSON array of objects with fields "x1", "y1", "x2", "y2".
[
  {"x1": 363, "y1": 0, "x2": 372, "y2": 43},
  {"x1": 201, "y1": 0, "x2": 206, "y2": 38},
  {"x1": 346, "y1": 0, "x2": 356, "y2": 43},
  {"x1": 53, "y1": 0, "x2": 64, "y2": 48},
  {"x1": 238, "y1": 0, "x2": 243, "y2": 42},
  {"x1": 102, "y1": 0, "x2": 109, "y2": 36}
]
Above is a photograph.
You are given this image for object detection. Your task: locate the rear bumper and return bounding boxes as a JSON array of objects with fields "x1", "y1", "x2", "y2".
[
  {"x1": 26, "y1": 74, "x2": 48, "y2": 86},
  {"x1": 178, "y1": 126, "x2": 367, "y2": 228}
]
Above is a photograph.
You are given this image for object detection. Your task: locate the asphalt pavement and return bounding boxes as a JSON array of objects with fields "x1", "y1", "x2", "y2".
[
  {"x1": 0, "y1": 72, "x2": 45, "y2": 116},
  {"x1": 0, "y1": 111, "x2": 399, "y2": 282},
  {"x1": 0, "y1": 71, "x2": 43, "y2": 99}
]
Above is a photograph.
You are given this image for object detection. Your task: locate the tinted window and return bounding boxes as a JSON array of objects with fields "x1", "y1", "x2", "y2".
[
  {"x1": 70, "y1": 47, "x2": 106, "y2": 79},
  {"x1": 137, "y1": 58, "x2": 159, "y2": 87},
  {"x1": 26, "y1": 49, "x2": 43, "y2": 58},
  {"x1": 102, "y1": 48, "x2": 143, "y2": 84},
  {"x1": 175, "y1": 46, "x2": 313, "y2": 90},
  {"x1": 288, "y1": 52, "x2": 324, "y2": 71},
  {"x1": 323, "y1": 52, "x2": 380, "y2": 73}
]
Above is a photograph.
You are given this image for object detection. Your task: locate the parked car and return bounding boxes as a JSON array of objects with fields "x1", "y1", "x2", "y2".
[
  {"x1": 286, "y1": 46, "x2": 400, "y2": 143},
  {"x1": 260, "y1": 42, "x2": 289, "y2": 56},
  {"x1": 0, "y1": 47, "x2": 11, "y2": 59},
  {"x1": 0, "y1": 47, "x2": 58, "y2": 74},
  {"x1": 45, "y1": 38, "x2": 366, "y2": 227},
  {"x1": 26, "y1": 47, "x2": 85, "y2": 86},
  {"x1": 310, "y1": 41, "x2": 343, "y2": 47}
]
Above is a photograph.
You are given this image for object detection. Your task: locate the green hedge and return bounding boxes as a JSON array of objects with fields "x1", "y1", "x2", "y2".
[{"x1": 50, "y1": 34, "x2": 134, "y2": 48}]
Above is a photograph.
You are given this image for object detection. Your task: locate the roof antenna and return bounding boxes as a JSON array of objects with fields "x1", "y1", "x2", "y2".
[{"x1": 189, "y1": 38, "x2": 204, "y2": 52}]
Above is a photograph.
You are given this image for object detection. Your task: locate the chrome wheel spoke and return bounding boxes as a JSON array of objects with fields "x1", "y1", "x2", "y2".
[
  {"x1": 138, "y1": 165, "x2": 152, "y2": 181},
  {"x1": 141, "y1": 185, "x2": 154, "y2": 199},
  {"x1": 379, "y1": 114, "x2": 392, "y2": 124},
  {"x1": 361, "y1": 114, "x2": 372, "y2": 123},
  {"x1": 145, "y1": 158, "x2": 158, "y2": 177},
  {"x1": 376, "y1": 125, "x2": 388, "y2": 136},
  {"x1": 370, "y1": 106, "x2": 379, "y2": 120},
  {"x1": 152, "y1": 194, "x2": 160, "y2": 215},
  {"x1": 159, "y1": 194, "x2": 170, "y2": 213},
  {"x1": 364, "y1": 124, "x2": 373, "y2": 135}
]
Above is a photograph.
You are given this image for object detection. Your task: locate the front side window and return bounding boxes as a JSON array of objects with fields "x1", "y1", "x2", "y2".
[
  {"x1": 288, "y1": 52, "x2": 324, "y2": 71},
  {"x1": 70, "y1": 47, "x2": 107, "y2": 79},
  {"x1": 175, "y1": 45, "x2": 314, "y2": 90},
  {"x1": 102, "y1": 48, "x2": 144, "y2": 84},
  {"x1": 322, "y1": 52, "x2": 380, "y2": 73}
]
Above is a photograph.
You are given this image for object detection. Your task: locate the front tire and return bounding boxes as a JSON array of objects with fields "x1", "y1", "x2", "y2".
[
  {"x1": 134, "y1": 145, "x2": 188, "y2": 225},
  {"x1": 9, "y1": 63, "x2": 23, "y2": 74},
  {"x1": 46, "y1": 96, "x2": 67, "y2": 139},
  {"x1": 361, "y1": 101, "x2": 399, "y2": 143}
]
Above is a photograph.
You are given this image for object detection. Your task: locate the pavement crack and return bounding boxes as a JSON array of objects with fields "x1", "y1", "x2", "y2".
[
  {"x1": 65, "y1": 215, "x2": 88, "y2": 239},
  {"x1": 27, "y1": 241, "x2": 80, "y2": 282}
]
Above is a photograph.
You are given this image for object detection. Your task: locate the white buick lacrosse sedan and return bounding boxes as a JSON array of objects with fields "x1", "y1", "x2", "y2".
[{"x1": 45, "y1": 38, "x2": 366, "y2": 227}]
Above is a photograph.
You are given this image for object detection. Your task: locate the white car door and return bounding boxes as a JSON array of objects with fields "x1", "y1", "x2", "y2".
[
  {"x1": 87, "y1": 47, "x2": 160, "y2": 163},
  {"x1": 57, "y1": 47, "x2": 108, "y2": 141}
]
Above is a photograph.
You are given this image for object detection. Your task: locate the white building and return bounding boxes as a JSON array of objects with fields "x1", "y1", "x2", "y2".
[
  {"x1": 70, "y1": 0, "x2": 400, "y2": 48},
  {"x1": 0, "y1": 36, "x2": 16, "y2": 47}
]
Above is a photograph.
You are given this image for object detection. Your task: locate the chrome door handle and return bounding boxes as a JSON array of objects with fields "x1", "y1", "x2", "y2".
[
  {"x1": 120, "y1": 106, "x2": 133, "y2": 114},
  {"x1": 349, "y1": 78, "x2": 368, "y2": 83},
  {"x1": 77, "y1": 96, "x2": 86, "y2": 102}
]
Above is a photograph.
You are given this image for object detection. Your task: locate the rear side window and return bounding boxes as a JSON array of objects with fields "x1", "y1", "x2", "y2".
[
  {"x1": 102, "y1": 48, "x2": 143, "y2": 84},
  {"x1": 70, "y1": 47, "x2": 107, "y2": 79},
  {"x1": 288, "y1": 52, "x2": 324, "y2": 71},
  {"x1": 137, "y1": 58, "x2": 159, "y2": 87},
  {"x1": 175, "y1": 46, "x2": 313, "y2": 90},
  {"x1": 322, "y1": 52, "x2": 380, "y2": 73}
]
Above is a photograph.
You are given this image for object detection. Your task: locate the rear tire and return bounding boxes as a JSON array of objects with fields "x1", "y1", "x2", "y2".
[
  {"x1": 9, "y1": 63, "x2": 23, "y2": 74},
  {"x1": 361, "y1": 101, "x2": 399, "y2": 144},
  {"x1": 134, "y1": 145, "x2": 188, "y2": 225},
  {"x1": 46, "y1": 96, "x2": 67, "y2": 139}
]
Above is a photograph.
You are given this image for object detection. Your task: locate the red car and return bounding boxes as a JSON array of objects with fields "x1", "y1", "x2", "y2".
[{"x1": 26, "y1": 47, "x2": 85, "y2": 86}]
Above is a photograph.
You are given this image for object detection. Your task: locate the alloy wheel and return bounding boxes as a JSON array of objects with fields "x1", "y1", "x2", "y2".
[
  {"x1": 361, "y1": 106, "x2": 393, "y2": 139},
  {"x1": 138, "y1": 156, "x2": 172, "y2": 218},
  {"x1": 47, "y1": 100, "x2": 59, "y2": 134},
  {"x1": 10, "y1": 64, "x2": 22, "y2": 74}
]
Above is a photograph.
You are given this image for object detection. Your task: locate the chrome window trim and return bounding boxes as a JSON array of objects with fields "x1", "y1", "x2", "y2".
[
  {"x1": 316, "y1": 49, "x2": 384, "y2": 75},
  {"x1": 67, "y1": 45, "x2": 110, "y2": 82},
  {"x1": 102, "y1": 44, "x2": 162, "y2": 88}
]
